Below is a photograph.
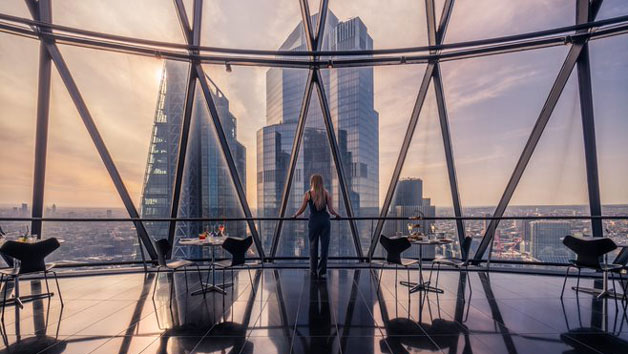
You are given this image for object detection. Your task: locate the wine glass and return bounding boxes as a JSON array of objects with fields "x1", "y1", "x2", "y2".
[
  {"x1": 407, "y1": 223, "x2": 414, "y2": 235},
  {"x1": 218, "y1": 223, "x2": 225, "y2": 236}
]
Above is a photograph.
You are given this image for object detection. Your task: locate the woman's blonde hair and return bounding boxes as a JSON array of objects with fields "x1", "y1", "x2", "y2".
[{"x1": 310, "y1": 174, "x2": 326, "y2": 211}]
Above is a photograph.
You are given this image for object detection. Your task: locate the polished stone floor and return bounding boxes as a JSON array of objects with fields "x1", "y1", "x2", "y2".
[{"x1": 0, "y1": 266, "x2": 627, "y2": 353}]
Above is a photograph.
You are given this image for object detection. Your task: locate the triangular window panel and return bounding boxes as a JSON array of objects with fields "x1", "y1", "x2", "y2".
[
  {"x1": 322, "y1": 64, "x2": 426, "y2": 254},
  {"x1": 278, "y1": 87, "x2": 357, "y2": 259},
  {"x1": 201, "y1": 0, "x2": 302, "y2": 51},
  {"x1": 375, "y1": 85, "x2": 459, "y2": 259},
  {"x1": 0, "y1": 33, "x2": 39, "y2": 265},
  {"x1": 52, "y1": 0, "x2": 186, "y2": 43},
  {"x1": 173, "y1": 79, "x2": 255, "y2": 259},
  {"x1": 500, "y1": 72, "x2": 589, "y2": 264},
  {"x1": 590, "y1": 34, "x2": 628, "y2": 241},
  {"x1": 445, "y1": 0, "x2": 573, "y2": 43},
  {"x1": 596, "y1": 0, "x2": 628, "y2": 21},
  {"x1": 327, "y1": 0, "x2": 428, "y2": 51},
  {"x1": 442, "y1": 46, "x2": 569, "y2": 220},
  {"x1": 44, "y1": 65, "x2": 144, "y2": 263}
]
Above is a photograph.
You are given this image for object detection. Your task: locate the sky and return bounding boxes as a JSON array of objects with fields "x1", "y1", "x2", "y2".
[{"x1": 0, "y1": 0, "x2": 627, "y2": 212}]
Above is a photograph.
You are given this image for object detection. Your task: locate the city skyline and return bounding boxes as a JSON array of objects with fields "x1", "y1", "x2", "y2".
[{"x1": 1, "y1": 1, "x2": 627, "y2": 212}]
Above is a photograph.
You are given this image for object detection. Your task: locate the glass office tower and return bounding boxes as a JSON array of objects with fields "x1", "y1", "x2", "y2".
[
  {"x1": 257, "y1": 11, "x2": 379, "y2": 256},
  {"x1": 140, "y1": 61, "x2": 246, "y2": 259}
]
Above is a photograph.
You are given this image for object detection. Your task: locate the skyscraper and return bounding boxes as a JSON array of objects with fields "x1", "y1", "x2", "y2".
[
  {"x1": 384, "y1": 178, "x2": 436, "y2": 258},
  {"x1": 529, "y1": 221, "x2": 572, "y2": 262},
  {"x1": 140, "y1": 61, "x2": 246, "y2": 259},
  {"x1": 257, "y1": 11, "x2": 379, "y2": 256}
]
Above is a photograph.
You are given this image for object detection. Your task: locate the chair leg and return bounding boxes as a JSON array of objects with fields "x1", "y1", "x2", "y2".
[
  {"x1": 377, "y1": 263, "x2": 384, "y2": 292},
  {"x1": 195, "y1": 264, "x2": 206, "y2": 298},
  {"x1": 575, "y1": 268, "x2": 581, "y2": 296},
  {"x1": 169, "y1": 271, "x2": 174, "y2": 308},
  {"x1": 611, "y1": 272, "x2": 619, "y2": 309},
  {"x1": 152, "y1": 267, "x2": 161, "y2": 301},
  {"x1": 1, "y1": 275, "x2": 9, "y2": 324},
  {"x1": 0, "y1": 274, "x2": 4, "y2": 324},
  {"x1": 435, "y1": 263, "x2": 441, "y2": 290},
  {"x1": 561, "y1": 265, "x2": 572, "y2": 299},
  {"x1": 51, "y1": 271, "x2": 63, "y2": 307},
  {"x1": 43, "y1": 271, "x2": 51, "y2": 296},
  {"x1": 184, "y1": 266, "x2": 189, "y2": 293},
  {"x1": 464, "y1": 264, "x2": 472, "y2": 299},
  {"x1": 247, "y1": 266, "x2": 255, "y2": 295}
]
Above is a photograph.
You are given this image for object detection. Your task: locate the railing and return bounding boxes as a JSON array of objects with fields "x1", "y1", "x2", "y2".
[{"x1": 1, "y1": 215, "x2": 627, "y2": 272}]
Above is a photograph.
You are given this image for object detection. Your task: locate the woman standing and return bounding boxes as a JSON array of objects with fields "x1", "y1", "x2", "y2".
[{"x1": 292, "y1": 174, "x2": 340, "y2": 279}]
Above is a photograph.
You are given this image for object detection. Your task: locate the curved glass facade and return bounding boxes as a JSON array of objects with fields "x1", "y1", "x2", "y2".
[{"x1": 1, "y1": 0, "x2": 627, "y2": 268}]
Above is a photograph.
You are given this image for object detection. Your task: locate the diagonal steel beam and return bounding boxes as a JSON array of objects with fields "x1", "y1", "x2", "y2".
[
  {"x1": 367, "y1": 64, "x2": 435, "y2": 259},
  {"x1": 28, "y1": 0, "x2": 52, "y2": 240},
  {"x1": 427, "y1": 0, "x2": 466, "y2": 253},
  {"x1": 270, "y1": 72, "x2": 315, "y2": 258},
  {"x1": 194, "y1": 63, "x2": 265, "y2": 259},
  {"x1": 167, "y1": 0, "x2": 201, "y2": 249},
  {"x1": 368, "y1": 0, "x2": 455, "y2": 260},
  {"x1": 474, "y1": 1, "x2": 604, "y2": 262},
  {"x1": 313, "y1": 0, "x2": 329, "y2": 51},
  {"x1": 313, "y1": 69, "x2": 363, "y2": 259},
  {"x1": 299, "y1": 0, "x2": 315, "y2": 52},
  {"x1": 473, "y1": 43, "x2": 587, "y2": 262},
  {"x1": 43, "y1": 43, "x2": 158, "y2": 259}
]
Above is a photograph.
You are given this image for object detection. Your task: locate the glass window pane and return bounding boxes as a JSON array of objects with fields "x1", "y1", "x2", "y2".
[
  {"x1": 52, "y1": 0, "x2": 185, "y2": 43},
  {"x1": 201, "y1": 0, "x2": 301, "y2": 50},
  {"x1": 596, "y1": 0, "x2": 628, "y2": 20},
  {"x1": 44, "y1": 66, "x2": 143, "y2": 262},
  {"x1": 590, "y1": 34, "x2": 628, "y2": 245},
  {"x1": 0, "y1": 33, "x2": 38, "y2": 257},
  {"x1": 497, "y1": 71, "x2": 590, "y2": 264},
  {"x1": 0, "y1": 0, "x2": 31, "y2": 17},
  {"x1": 327, "y1": 0, "x2": 428, "y2": 50},
  {"x1": 446, "y1": 0, "x2": 574, "y2": 44},
  {"x1": 441, "y1": 46, "x2": 570, "y2": 219}
]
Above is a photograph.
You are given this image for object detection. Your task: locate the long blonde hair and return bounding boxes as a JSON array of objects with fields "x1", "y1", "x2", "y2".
[{"x1": 310, "y1": 174, "x2": 326, "y2": 211}]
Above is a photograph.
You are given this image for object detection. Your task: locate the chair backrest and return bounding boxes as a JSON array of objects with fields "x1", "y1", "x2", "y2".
[
  {"x1": 562, "y1": 235, "x2": 617, "y2": 268},
  {"x1": 379, "y1": 235, "x2": 411, "y2": 265},
  {"x1": 154, "y1": 239, "x2": 172, "y2": 267},
  {"x1": 461, "y1": 236, "x2": 473, "y2": 261},
  {"x1": 0, "y1": 238, "x2": 60, "y2": 274},
  {"x1": 222, "y1": 236, "x2": 253, "y2": 266}
]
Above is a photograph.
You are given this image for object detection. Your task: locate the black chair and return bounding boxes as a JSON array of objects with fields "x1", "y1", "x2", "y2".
[
  {"x1": 429, "y1": 236, "x2": 473, "y2": 298},
  {"x1": 151, "y1": 239, "x2": 204, "y2": 305},
  {"x1": 377, "y1": 235, "x2": 419, "y2": 291},
  {"x1": 213, "y1": 236, "x2": 259, "y2": 293},
  {"x1": 560, "y1": 235, "x2": 622, "y2": 300},
  {"x1": 0, "y1": 238, "x2": 63, "y2": 323}
]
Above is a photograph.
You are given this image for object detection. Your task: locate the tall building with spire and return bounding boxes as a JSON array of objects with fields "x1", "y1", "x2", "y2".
[
  {"x1": 257, "y1": 11, "x2": 379, "y2": 256},
  {"x1": 140, "y1": 61, "x2": 246, "y2": 259}
]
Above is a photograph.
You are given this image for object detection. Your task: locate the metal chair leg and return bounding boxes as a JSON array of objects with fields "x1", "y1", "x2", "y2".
[
  {"x1": 247, "y1": 265, "x2": 255, "y2": 295},
  {"x1": 1, "y1": 274, "x2": 9, "y2": 324},
  {"x1": 435, "y1": 263, "x2": 441, "y2": 290},
  {"x1": 195, "y1": 264, "x2": 206, "y2": 298},
  {"x1": 52, "y1": 271, "x2": 63, "y2": 307},
  {"x1": 152, "y1": 267, "x2": 161, "y2": 301},
  {"x1": 43, "y1": 271, "x2": 51, "y2": 297},
  {"x1": 575, "y1": 268, "x2": 581, "y2": 296},
  {"x1": 184, "y1": 266, "x2": 189, "y2": 292},
  {"x1": 561, "y1": 265, "x2": 572, "y2": 299},
  {"x1": 169, "y1": 271, "x2": 174, "y2": 308},
  {"x1": 466, "y1": 264, "x2": 473, "y2": 298}
]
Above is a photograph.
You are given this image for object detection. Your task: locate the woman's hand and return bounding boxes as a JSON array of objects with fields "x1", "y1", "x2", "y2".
[{"x1": 291, "y1": 214, "x2": 298, "y2": 218}]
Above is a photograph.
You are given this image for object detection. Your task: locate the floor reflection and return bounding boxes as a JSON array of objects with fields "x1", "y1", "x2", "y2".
[{"x1": 0, "y1": 268, "x2": 627, "y2": 353}]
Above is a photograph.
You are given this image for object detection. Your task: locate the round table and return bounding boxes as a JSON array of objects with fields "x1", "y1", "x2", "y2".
[
  {"x1": 179, "y1": 236, "x2": 231, "y2": 295},
  {"x1": 399, "y1": 237, "x2": 454, "y2": 294}
]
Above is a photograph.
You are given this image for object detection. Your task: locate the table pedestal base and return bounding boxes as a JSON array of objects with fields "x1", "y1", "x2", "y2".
[
  {"x1": 572, "y1": 286, "x2": 625, "y2": 300},
  {"x1": 191, "y1": 282, "x2": 233, "y2": 296},
  {"x1": 400, "y1": 281, "x2": 444, "y2": 294}
]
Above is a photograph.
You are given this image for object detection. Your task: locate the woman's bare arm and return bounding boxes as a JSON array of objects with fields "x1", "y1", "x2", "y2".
[
  {"x1": 292, "y1": 193, "x2": 309, "y2": 218},
  {"x1": 326, "y1": 191, "x2": 341, "y2": 218}
]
